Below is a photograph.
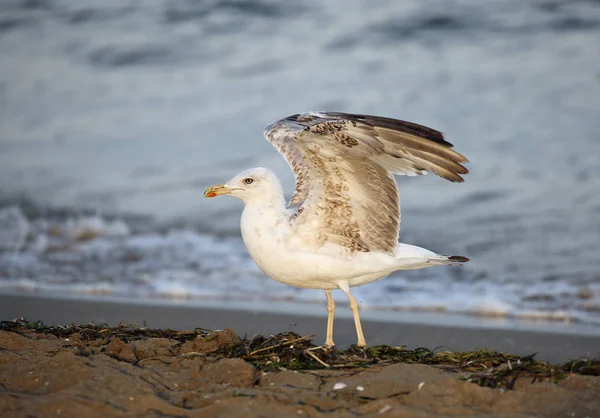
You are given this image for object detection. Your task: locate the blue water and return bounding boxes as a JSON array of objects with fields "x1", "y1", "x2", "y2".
[{"x1": 1, "y1": 0, "x2": 600, "y2": 325}]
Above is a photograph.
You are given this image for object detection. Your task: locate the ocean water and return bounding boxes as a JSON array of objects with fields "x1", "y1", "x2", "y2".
[{"x1": 1, "y1": 0, "x2": 600, "y2": 326}]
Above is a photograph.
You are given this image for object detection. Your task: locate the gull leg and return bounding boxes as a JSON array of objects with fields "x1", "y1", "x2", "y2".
[
  {"x1": 324, "y1": 290, "x2": 335, "y2": 348},
  {"x1": 338, "y1": 281, "x2": 367, "y2": 347}
]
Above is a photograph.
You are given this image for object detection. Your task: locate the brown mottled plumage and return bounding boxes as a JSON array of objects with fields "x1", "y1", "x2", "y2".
[{"x1": 264, "y1": 111, "x2": 469, "y2": 255}]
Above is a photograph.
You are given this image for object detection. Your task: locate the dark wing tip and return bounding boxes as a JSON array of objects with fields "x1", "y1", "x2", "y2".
[
  {"x1": 448, "y1": 255, "x2": 470, "y2": 262},
  {"x1": 449, "y1": 173, "x2": 466, "y2": 183},
  {"x1": 324, "y1": 112, "x2": 453, "y2": 147},
  {"x1": 279, "y1": 111, "x2": 453, "y2": 147}
]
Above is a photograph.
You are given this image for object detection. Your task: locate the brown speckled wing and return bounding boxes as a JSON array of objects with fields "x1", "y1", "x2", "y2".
[
  {"x1": 263, "y1": 116, "x2": 312, "y2": 206},
  {"x1": 263, "y1": 112, "x2": 468, "y2": 255}
]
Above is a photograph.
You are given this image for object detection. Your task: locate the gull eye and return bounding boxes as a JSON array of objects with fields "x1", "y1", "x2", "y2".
[{"x1": 243, "y1": 177, "x2": 254, "y2": 185}]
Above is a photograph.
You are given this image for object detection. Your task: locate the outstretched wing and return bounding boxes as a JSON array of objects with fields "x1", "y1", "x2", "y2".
[{"x1": 263, "y1": 111, "x2": 468, "y2": 255}]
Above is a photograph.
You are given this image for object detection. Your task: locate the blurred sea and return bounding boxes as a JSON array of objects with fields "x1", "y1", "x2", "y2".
[{"x1": 1, "y1": 0, "x2": 600, "y2": 326}]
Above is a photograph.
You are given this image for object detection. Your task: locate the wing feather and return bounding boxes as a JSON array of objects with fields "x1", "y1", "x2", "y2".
[
  {"x1": 263, "y1": 111, "x2": 468, "y2": 255},
  {"x1": 263, "y1": 118, "x2": 312, "y2": 205}
]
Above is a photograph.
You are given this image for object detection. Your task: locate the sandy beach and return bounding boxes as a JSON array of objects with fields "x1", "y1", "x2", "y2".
[
  {"x1": 1, "y1": 315, "x2": 599, "y2": 418},
  {"x1": 2, "y1": 293, "x2": 599, "y2": 364},
  {"x1": 1, "y1": 293, "x2": 600, "y2": 417}
]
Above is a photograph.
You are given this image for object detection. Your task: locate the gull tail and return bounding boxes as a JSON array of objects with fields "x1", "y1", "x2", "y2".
[
  {"x1": 393, "y1": 243, "x2": 469, "y2": 271},
  {"x1": 446, "y1": 255, "x2": 470, "y2": 263},
  {"x1": 422, "y1": 254, "x2": 470, "y2": 265}
]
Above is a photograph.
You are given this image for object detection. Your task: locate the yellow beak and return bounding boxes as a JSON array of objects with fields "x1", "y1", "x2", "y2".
[{"x1": 204, "y1": 184, "x2": 233, "y2": 198}]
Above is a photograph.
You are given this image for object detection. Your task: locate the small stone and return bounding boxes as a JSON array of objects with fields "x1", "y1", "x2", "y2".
[{"x1": 333, "y1": 382, "x2": 347, "y2": 390}]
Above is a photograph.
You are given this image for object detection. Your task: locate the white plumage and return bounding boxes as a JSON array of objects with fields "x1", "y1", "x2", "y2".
[{"x1": 204, "y1": 112, "x2": 469, "y2": 347}]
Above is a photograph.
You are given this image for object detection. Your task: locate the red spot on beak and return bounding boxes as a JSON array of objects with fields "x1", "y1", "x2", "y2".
[{"x1": 207, "y1": 192, "x2": 217, "y2": 198}]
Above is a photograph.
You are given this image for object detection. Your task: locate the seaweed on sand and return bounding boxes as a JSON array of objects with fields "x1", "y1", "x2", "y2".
[{"x1": 1, "y1": 318, "x2": 598, "y2": 390}]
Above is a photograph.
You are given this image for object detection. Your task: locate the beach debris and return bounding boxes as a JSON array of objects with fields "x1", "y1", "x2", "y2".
[
  {"x1": 1, "y1": 321, "x2": 598, "y2": 417},
  {"x1": 304, "y1": 346, "x2": 331, "y2": 368},
  {"x1": 249, "y1": 334, "x2": 314, "y2": 355},
  {"x1": 0, "y1": 319, "x2": 598, "y2": 391},
  {"x1": 418, "y1": 381, "x2": 425, "y2": 391},
  {"x1": 378, "y1": 405, "x2": 392, "y2": 414}
]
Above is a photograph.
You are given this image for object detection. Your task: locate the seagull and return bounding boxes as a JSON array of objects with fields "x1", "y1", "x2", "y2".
[{"x1": 204, "y1": 112, "x2": 469, "y2": 348}]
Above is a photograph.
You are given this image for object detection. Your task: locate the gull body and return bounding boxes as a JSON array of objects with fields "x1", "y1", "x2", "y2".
[
  {"x1": 232, "y1": 168, "x2": 449, "y2": 290},
  {"x1": 205, "y1": 112, "x2": 469, "y2": 347}
]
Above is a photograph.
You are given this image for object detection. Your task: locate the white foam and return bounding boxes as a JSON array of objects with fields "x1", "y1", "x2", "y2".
[
  {"x1": 64, "y1": 216, "x2": 130, "y2": 240},
  {"x1": 0, "y1": 206, "x2": 29, "y2": 252},
  {"x1": 0, "y1": 207, "x2": 599, "y2": 328}
]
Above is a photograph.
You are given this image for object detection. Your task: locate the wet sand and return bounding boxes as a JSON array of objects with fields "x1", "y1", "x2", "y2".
[
  {"x1": 1, "y1": 320, "x2": 599, "y2": 418},
  {"x1": 1, "y1": 293, "x2": 599, "y2": 364}
]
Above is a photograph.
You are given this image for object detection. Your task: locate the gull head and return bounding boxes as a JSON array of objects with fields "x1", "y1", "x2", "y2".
[{"x1": 204, "y1": 167, "x2": 283, "y2": 204}]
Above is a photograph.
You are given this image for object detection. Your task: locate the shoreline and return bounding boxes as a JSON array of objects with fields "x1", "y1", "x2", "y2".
[
  {"x1": 1, "y1": 292, "x2": 598, "y2": 364},
  {"x1": 2, "y1": 289, "x2": 599, "y2": 335},
  {"x1": 1, "y1": 320, "x2": 599, "y2": 417}
]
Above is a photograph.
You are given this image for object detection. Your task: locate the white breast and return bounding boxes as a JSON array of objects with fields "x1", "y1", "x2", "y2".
[
  {"x1": 241, "y1": 205, "x2": 304, "y2": 285},
  {"x1": 240, "y1": 203, "x2": 397, "y2": 289}
]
